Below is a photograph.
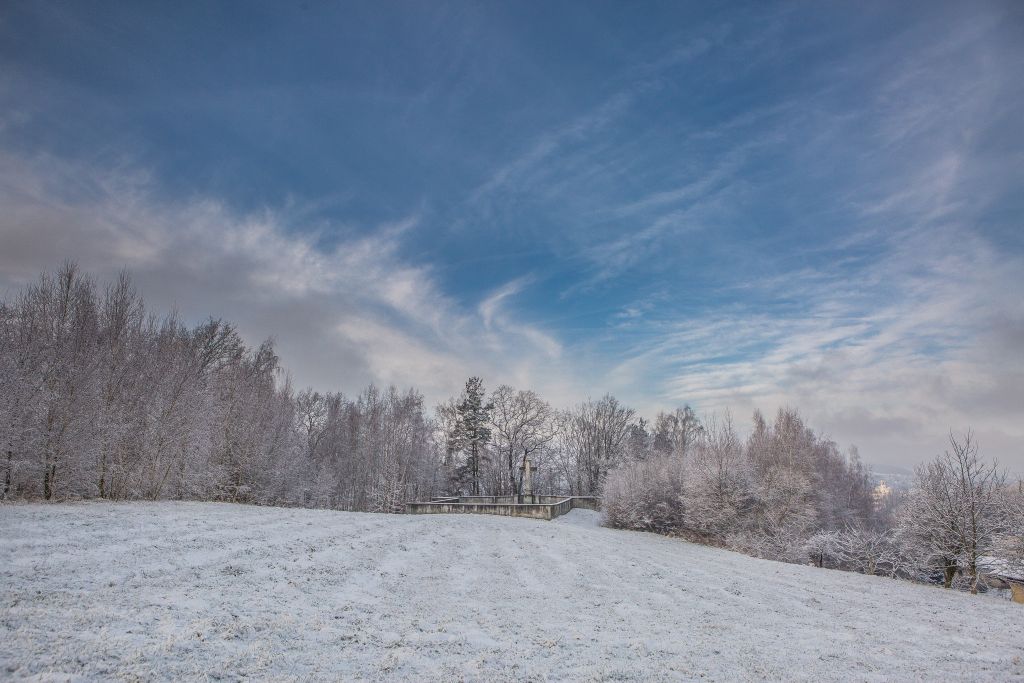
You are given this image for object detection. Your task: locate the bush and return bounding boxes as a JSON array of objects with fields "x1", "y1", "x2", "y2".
[{"x1": 602, "y1": 456, "x2": 686, "y2": 534}]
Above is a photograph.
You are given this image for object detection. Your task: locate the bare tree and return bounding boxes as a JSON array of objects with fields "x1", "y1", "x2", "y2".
[
  {"x1": 435, "y1": 397, "x2": 463, "y2": 494},
  {"x1": 565, "y1": 395, "x2": 635, "y2": 494},
  {"x1": 295, "y1": 389, "x2": 328, "y2": 463},
  {"x1": 489, "y1": 385, "x2": 556, "y2": 497},
  {"x1": 653, "y1": 406, "x2": 703, "y2": 459},
  {"x1": 897, "y1": 431, "x2": 1007, "y2": 592},
  {"x1": 811, "y1": 524, "x2": 896, "y2": 575}
]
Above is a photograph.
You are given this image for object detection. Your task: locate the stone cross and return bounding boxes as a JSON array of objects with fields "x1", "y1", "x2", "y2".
[{"x1": 520, "y1": 457, "x2": 534, "y2": 498}]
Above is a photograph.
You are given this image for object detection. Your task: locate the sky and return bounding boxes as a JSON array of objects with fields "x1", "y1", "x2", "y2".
[{"x1": 1, "y1": 1, "x2": 1022, "y2": 471}]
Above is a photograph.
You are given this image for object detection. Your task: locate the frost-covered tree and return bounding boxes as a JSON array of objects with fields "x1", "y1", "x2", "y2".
[
  {"x1": 489, "y1": 385, "x2": 555, "y2": 497},
  {"x1": 623, "y1": 418, "x2": 652, "y2": 462},
  {"x1": 0, "y1": 264, "x2": 442, "y2": 511},
  {"x1": 603, "y1": 454, "x2": 686, "y2": 533},
  {"x1": 435, "y1": 397, "x2": 463, "y2": 494},
  {"x1": 684, "y1": 413, "x2": 751, "y2": 538},
  {"x1": 737, "y1": 409, "x2": 823, "y2": 560},
  {"x1": 653, "y1": 406, "x2": 702, "y2": 459},
  {"x1": 564, "y1": 395, "x2": 635, "y2": 494},
  {"x1": 808, "y1": 525, "x2": 898, "y2": 575},
  {"x1": 995, "y1": 481, "x2": 1024, "y2": 578},
  {"x1": 896, "y1": 431, "x2": 1007, "y2": 591},
  {"x1": 295, "y1": 389, "x2": 328, "y2": 463},
  {"x1": 603, "y1": 406, "x2": 875, "y2": 565}
]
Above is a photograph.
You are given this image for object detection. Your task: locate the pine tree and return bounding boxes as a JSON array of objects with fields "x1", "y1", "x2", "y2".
[{"x1": 455, "y1": 377, "x2": 493, "y2": 495}]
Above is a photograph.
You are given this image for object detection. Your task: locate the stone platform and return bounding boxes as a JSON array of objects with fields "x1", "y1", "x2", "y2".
[{"x1": 404, "y1": 494, "x2": 600, "y2": 520}]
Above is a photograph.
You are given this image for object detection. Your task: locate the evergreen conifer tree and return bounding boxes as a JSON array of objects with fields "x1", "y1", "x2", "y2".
[{"x1": 455, "y1": 377, "x2": 493, "y2": 495}]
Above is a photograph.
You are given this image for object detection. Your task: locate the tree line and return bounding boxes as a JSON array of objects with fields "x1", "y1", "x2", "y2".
[
  {"x1": 600, "y1": 411, "x2": 1024, "y2": 595},
  {"x1": 2, "y1": 264, "x2": 1021, "y2": 595},
  {"x1": 0, "y1": 263, "x2": 439, "y2": 510},
  {"x1": 0, "y1": 264, "x2": 647, "y2": 508}
]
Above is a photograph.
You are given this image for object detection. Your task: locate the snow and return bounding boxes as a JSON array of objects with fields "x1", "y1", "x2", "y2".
[
  {"x1": 980, "y1": 555, "x2": 1024, "y2": 583},
  {"x1": 2, "y1": 503, "x2": 1022, "y2": 681}
]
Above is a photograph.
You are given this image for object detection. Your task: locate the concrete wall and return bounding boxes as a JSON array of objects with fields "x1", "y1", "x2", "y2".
[
  {"x1": 548, "y1": 498, "x2": 573, "y2": 519},
  {"x1": 553, "y1": 496, "x2": 600, "y2": 511},
  {"x1": 405, "y1": 501, "x2": 559, "y2": 520},
  {"x1": 452, "y1": 496, "x2": 519, "y2": 505},
  {"x1": 405, "y1": 495, "x2": 601, "y2": 520}
]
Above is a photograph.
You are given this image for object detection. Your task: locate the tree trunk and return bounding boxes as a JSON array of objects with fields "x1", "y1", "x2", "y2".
[
  {"x1": 508, "y1": 450, "x2": 517, "y2": 498},
  {"x1": 943, "y1": 563, "x2": 957, "y2": 589},
  {"x1": 967, "y1": 557, "x2": 979, "y2": 594},
  {"x1": 471, "y1": 444, "x2": 480, "y2": 495},
  {"x1": 3, "y1": 450, "x2": 12, "y2": 497},
  {"x1": 98, "y1": 450, "x2": 107, "y2": 498},
  {"x1": 43, "y1": 407, "x2": 56, "y2": 500},
  {"x1": 43, "y1": 463, "x2": 56, "y2": 500}
]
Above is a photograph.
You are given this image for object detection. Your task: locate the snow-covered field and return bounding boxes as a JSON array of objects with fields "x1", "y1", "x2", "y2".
[{"x1": 2, "y1": 503, "x2": 1022, "y2": 681}]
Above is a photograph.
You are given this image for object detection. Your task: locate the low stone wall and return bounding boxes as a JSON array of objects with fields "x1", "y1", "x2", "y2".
[
  {"x1": 452, "y1": 495, "x2": 519, "y2": 505},
  {"x1": 404, "y1": 500, "x2": 559, "y2": 520},
  {"x1": 404, "y1": 495, "x2": 600, "y2": 521},
  {"x1": 541, "y1": 495, "x2": 600, "y2": 511},
  {"x1": 548, "y1": 498, "x2": 573, "y2": 519}
]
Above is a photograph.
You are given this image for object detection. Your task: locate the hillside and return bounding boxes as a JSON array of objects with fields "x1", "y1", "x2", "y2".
[{"x1": 1, "y1": 503, "x2": 1021, "y2": 681}]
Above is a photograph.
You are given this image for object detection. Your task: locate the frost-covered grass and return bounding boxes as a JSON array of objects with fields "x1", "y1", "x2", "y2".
[{"x1": 1, "y1": 502, "x2": 1022, "y2": 681}]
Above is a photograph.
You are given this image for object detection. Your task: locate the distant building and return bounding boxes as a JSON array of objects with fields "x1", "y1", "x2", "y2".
[{"x1": 872, "y1": 480, "x2": 892, "y2": 510}]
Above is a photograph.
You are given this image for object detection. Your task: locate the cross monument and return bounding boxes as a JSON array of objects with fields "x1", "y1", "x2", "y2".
[{"x1": 520, "y1": 457, "x2": 534, "y2": 504}]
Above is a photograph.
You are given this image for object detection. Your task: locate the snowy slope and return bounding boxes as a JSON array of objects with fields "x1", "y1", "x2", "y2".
[{"x1": 1, "y1": 503, "x2": 1021, "y2": 681}]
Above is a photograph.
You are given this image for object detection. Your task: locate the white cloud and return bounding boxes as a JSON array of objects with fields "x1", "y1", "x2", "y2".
[
  {"x1": 0, "y1": 150, "x2": 577, "y2": 408},
  {"x1": 478, "y1": 276, "x2": 562, "y2": 359},
  {"x1": 607, "y1": 223, "x2": 1024, "y2": 472}
]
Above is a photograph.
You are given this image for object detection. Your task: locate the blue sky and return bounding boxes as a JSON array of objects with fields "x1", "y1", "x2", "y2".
[{"x1": 1, "y1": 1, "x2": 1022, "y2": 469}]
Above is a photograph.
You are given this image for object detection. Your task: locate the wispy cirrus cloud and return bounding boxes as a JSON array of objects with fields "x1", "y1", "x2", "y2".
[{"x1": 606, "y1": 219, "x2": 1024, "y2": 471}]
